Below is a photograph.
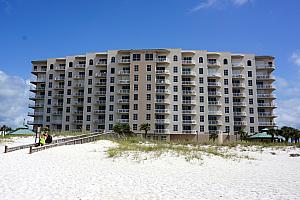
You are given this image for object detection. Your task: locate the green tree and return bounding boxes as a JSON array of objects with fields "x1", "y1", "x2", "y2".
[
  {"x1": 238, "y1": 129, "x2": 249, "y2": 141},
  {"x1": 113, "y1": 123, "x2": 133, "y2": 137},
  {"x1": 267, "y1": 128, "x2": 277, "y2": 142},
  {"x1": 140, "y1": 123, "x2": 150, "y2": 139},
  {"x1": 280, "y1": 126, "x2": 294, "y2": 143},
  {"x1": 209, "y1": 132, "x2": 218, "y2": 142}
]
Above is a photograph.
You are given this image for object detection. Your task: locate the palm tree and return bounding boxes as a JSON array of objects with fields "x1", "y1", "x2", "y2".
[
  {"x1": 209, "y1": 132, "x2": 218, "y2": 142},
  {"x1": 238, "y1": 129, "x2": 248, "y2": 141},
  {"x1": 113, "y1": 123, "x2": 132, "y2": 137},
  {"x1": 113, "y1": 123, "x2": 123, "y2": 136},
  {"x1": 280, "y1": 126, "x2": 294, "y2": 143},
  {"x1": 267, "y1": 128, "x2": 277, "y2": 142},
  {"x1": 140, "y1": 123, "x2": 150, "y2": 139}
]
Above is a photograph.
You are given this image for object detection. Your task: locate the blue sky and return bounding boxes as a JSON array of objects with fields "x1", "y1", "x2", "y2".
[{"x1": 0, "y1": 0, "x2": 300, "y2": 128}]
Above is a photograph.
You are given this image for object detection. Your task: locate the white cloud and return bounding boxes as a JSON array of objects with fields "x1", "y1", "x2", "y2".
[
  {"x1": 276, "y1": 98, "x2": 300, "y2": 129},
  {"x1": 190, "y1": 0, "x2": 252, "y2": 11},
  {"x1": 0, "y1": 70, "x2": 31, "y2": 128},
  {"x1": 291, "y1": 51, "x2": 300, "y2": 66}
]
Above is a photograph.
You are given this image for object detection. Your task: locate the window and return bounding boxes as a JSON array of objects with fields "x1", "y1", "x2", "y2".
[
  {"x1": 173, "y1": 55, "x2": 178, "y2": 61},
  {"x1": 133, "y1": 114, "x2": 138, "y2": 120},
  {"x1": 173, "y1": 125, "x2": 178, "y2": 131},
  {"x1": 248, "y1": 71, "x2": 252, "y2": 77},
  {"x1": 87, "y1": 106, "x2": 91, "y2": 112},
  {"x1": 89, "y1": 59, "x2": 93, "y2": 65},
  {"x1": 199, "y1": 57, "x2": 203, "y2": 63},
  {"x1": 147, "y1": 75, "x2": 151, "y2": 81},
  {"x1": 173, "y1": 76, "x2": 178, "y2": 82},
  {"x1": 133, "y1": 124, "x2": 138, "y2": 130},
  {"x1": 174, "y1": 85, "x2": 178, "y2": 92},
  {"x1": 49, "y1": 82, "x2": 52, "y2": 88},
  {"x1": 47, "y1": 108, "x2": 51, "y2": 113},
  {"x1": 110, "y1": 86, "x2": 114, "y2": 92},
  {"x1": 109, "y1": 115, "x2": 113, "y2": 121},
  {"x1": 89, "y1": 70, "x2": 93, "y2": 76},
  {"x1": 199, "y1": 77, "x2": 203, "y2": 84},
  {"x1": 249, "y1": 107, "x2": 254, "y2": 114},
  {"x1": 134, "y1": 104, "x2": 138, "y2": 110},
  {"x1": 224, "y1": 79, "x2": 228, "y2": 85},
  {"x1": 147, "y1": 84, "x2": 151, "y2": 91},
  {"x1": 110, "y1": 95, "x2": 114, "y2": 102},
  {"x1": 247, "y1": 60, "x2": 252, "y2": 66},
  {"x1": 110, "y1": 77, "x2": 115, "y2": 83},
  {"x1": 88, "y1": 79, "x2": 92, "y2": 85},
  {"x1": 147, "y1": 65, "x2": 151, "y2": 71},
  {"x1": 225, "y1": 97, "x2": 229, "y2": 104},
  {"x1": 86, "y1": 125, "x2": 90, "y2": 131},
  {"x1": 87, "y1": 115, "x2": 91, "y2": 121},
  {"x1": 200, "y1": 125, "x2": 204, "y2": 132},
  {"x1": 224, "y1": 88, "x2": 229, "y2": 94},
  {"x1": 146, "y1": 104, "x2": 151, "y2": 110},
  {"x1": 250, "y1": 117, "x2": 254, "y2": 123},
  {"x1": 133, "y1": 54, "x2": 141, "y2": 61},
  {"x1": 134, "y1": 84, "x2": 138, "y2": 91},
  {"x1": 224, "y1": 70, "x2": 228, "y2": 76},
  {"x1": 68, "y1": 72, "x2": 72, "y2": 78},
  {"x1": 249, "y1": 89, "x2": 253, "y2": 95},
  {"x1": 225, "y1": 116, "x2": 229, "y2": 123},
  {"x1": 65, "y1": 116, "x2": 69, "y2": 122},
  {"x1": 200, "y1": 96, "x2": 204, "y2": 102},
  {"x1": 67, "y1": 89, "x2": 71, "y2": 95},
  {"x1": 111, "y1": 68, "x2": 115, "y2": 74},
  {"x1": 147, "y1": 94, "x2": 151, "y2": 100},
  {"x1": 48, "y1": 91, "x2": 52, "y2": 96},
  {"x1": 66, "y1": 107, "x2": 70, "y2": 113},
  {"x1": 199, "y1": 87, "x2": 204, "y2": 93},
  {"x1": 146, "y1": 114, "x2": 151, "y2": 120},
  {"x1": 173, "y1": 115, "x2": 178, "y2": 121},
  {"x1": 248, "y1": 80, "x2": 252, "y2": 86},
  {"x1": 173, "y1": 66, "x2": 178, "y2": 73},
  {"x1": 223, "y1": 59, "x2": 228, "y2": 65},
  {"x1": 173, "y1": 95, "x2": 178, "y2": 101},
  {"x1": 87, "y1": 97, "x2": 91, "y2": 103},
  {"x1": 109, "y1": 105, "x2": 114, "y2": 111},
  {"x1": 134, "y1": 65, "x2": 139, "y2": 72},
  {"x1": 67, "y1": 98, "x2": 71, "y2": 104},
  {"x1": 134, "y1": 94, "x2": 138, "y2": 100},
  {"x1": 200, "y1": 116, "x2": 204, "y2": 122},
  {"x1": 88, "y1": 88, "x2": 92, "y2": 94},
  {"x1": 109, "y1": 124, "x2": 113, "y2": 130},
  {"x1": 200, "y1": 106, "x2": 204, "y2": 112},
  {"x1": 49, "y1": 74, "x2": 53, "y2": 80},
  {"x1": 173, "y1": 105, "x2": 178, "y2": 111},
  {"x1": 50, "y1": 64, "x2": 53, "y2": 70},
  {"x1": 47, "y1": 99, "x2": 51, "y2": 105},
  {"x1": 134, "y1": 75, "x2": 138, "y2": 82},
  {"x1": 225, "y1": 107, "x2": 229, "y2": 113},
  {"x1": 199, "y1": 68, "x2": 203, "y2": 74},
  {"x1": 65, "y1": 125, "x2": 69, "y2": 131},
  {"x1": 111, "y1": 57, "x2": 115, "y2": 63},
  {"x1": 69, "y1": 62, "x2": 73, "y2": 67},
  {"x1": 250, "y1": 127, "x2": 255, "y2": 133},
  {"x1": 225, "y1": 126, "x2": 230, "y2": 133},
  {"x1": 249, "y1": 98, "x2": 253, "y2": 105},
  {"x1": 145, "y1": 54, "x2": 153, "y2": 61}
]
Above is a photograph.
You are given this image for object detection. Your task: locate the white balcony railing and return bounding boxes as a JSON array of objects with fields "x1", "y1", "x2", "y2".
[
  {"x1": 182, "y1": 60, "x2": 196, "y2": 65},
  {"x1": 182, "y1": 100, "x2": 196, "y2": 104}
]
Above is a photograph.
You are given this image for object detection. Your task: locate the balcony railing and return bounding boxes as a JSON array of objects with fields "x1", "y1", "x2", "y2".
[
  {"x1": 155, "y1": 119, "x2": 170, "y2": 124},
  {"x1": 258, "y1": 112, "x2": 275, "y2": 117},
  {"x1": 95, "y1": 82, "x2": 107, "y2": 86},
  {"x1": 256, "y1": 75, "x2": 275, "y2": 80},
  {"x1": 118, "y1": 119, "x2": 129, "y2": 123},
  {"x1": 28, "y1": 112, "x2": 44, "y2": 116},
  {"x1": 208, "y1": 101, "x2": 221, "y2": 105},
  {"x1": 94, "y1": 110, "x2": 106, "y2": 114},
  {"x1": 182, "y1": 120, "x2": 196, "y2": 124},
  {"x1": 156, "y1": 89, "x2": 171, "y2": 94},
  {"x1": 233, "y1": 112, "x2": 247, "y2": 116},
  {"x1": 156, "y1": 70, "x2": 170, "y2": 75},
  {"x1": 73, "y1": 111, "x2": 83, "y2": 115},
  {"x1": 207, "y1": 73, "x2": 221, "y2": 77},
  {"x1": 182, "y1": 60, "x2": 196, "y2": 65},
  {"x1": 234, "y1": 121, "x2": 247, "y2": 126},
  {"x1": 232, "y1": 83, "x2": 245, "y2": 87},
  {"x1": 54, "y1": 77, "x2": 65, "y2": 81},
  {"x1": 118, "y1": 70, "x2": 130, "y2": 75},
  {"x1": 257, "y1": 103, "x2": 276, "y2": 107},
  {"x1": 256, "y1": 63, "x2": 275, "y2": 69},
  {"x1": 155, "y1": 99, "x2": 170, "y2": 104},
  {"x1": 118, "y1": 99, "x2": 129, "y2": 103},
  {"x1": 52, "y1": 111, "x2": 63, "y2": 115},
  {"x1": 208, "y1": 82, "x2": 221, "y2": 87},
  {"x1": 97, "y1": 60, "x2": 107, "y2": 65},
  {"x1": 73, "y1": 120, "x2": 83, "y2": 124},
  {"x1": 154, "y1": 129, "x2": 170, "y2": 134},
  {"x1": 182, "y1": 71, "x2": 196, "y2": 76},
  {"x1": 95, "y1": 100, "x2": 106, "y2": 104},
  {"x1": 95, "y1": 91, "x2": 106, "y2": 96},
  {"x1": 73, "y1": 101, "x2": 83, "y2": 106},
  {"x1": 93, "y1": 119, "x2": 105, "y2": 124},
  {"x1": 119, "y1": 59, "x2": 131, "y2": 63},
  {"x1": 233, "y1": 102, "x2": 246, "y2": 106},
  {"x1": 182, "y1": 90, "x2": 196, "y2": 95},
  {"x1": 53, "y1": 102, "x2": 63, "y2": 107},
  {"x1": 208, "y1": 91, "x2": 222, "y2": 96},
  {"x1": 257, "y1": 85, "x2": 275, "y2": 89},
  {"x1": 207, "y1": 61, "x2": 221, "y2": 66},
  {"x1": 156, "y1": 58, "x2": 169, "y2": 63},
  {"x1": 118, "y1": 89, "x2": 130, "y2": 94},
  {"x1": 182, "y1": 130, "x2": 197, "y2": 134},
  {"x1": 208, "y1": 111, "x2": 222, "y2": 115},
  {"x1": 156, "y1": 79, "x2": 171, "y2": 84},
  {"x1": 182, "y1": 100, "x2": 196, "y2": 104},
  {"x1": 55, "y1": 66, "x2": 65, "y2": 70},
  {"x1": 182, "y1": 81, "x2": 196, "y2": 85},
  {"x1": 232, "y1": 74, "x2": 245, "y2": 79},
  {"x1": 182, "y1": 110, "x2": 197, "y2": 114},
  {"x1": 74, "y1": 75, "x2": 85, "y2": 79},
  {"x1": 232, "y1": 63, "x2": 244, "y2": 68},
  {"x1": 117, "y1": 109, "x2": 129, "y2": 113},
  {"x1": 75, "y1": 64, "x2": 86, "y2": 68},
  {"x1": 118, "y1": 80, "x2": 130, "y2": 84},
  {"x1": 95, "y1": 73, "x2": 107, "y2": 78},
  {"x1": 208, "y1": 120, "x2": 222, "y2": 125},
  {"x1": 258, "y1": 122, "x2": 276, "y2": 126},
  {"x1": 257, "y1": 94, "x2": 276, "y2": 98},
  {"x1": 233, "y1": 93, "x2": 246, "y2": 97},
  {"x1": 28, "y1": 103, "x2": 44, "y2": 108},
  {"x1": 155, "y1": 109, "x2": 170, "y2": 113}
]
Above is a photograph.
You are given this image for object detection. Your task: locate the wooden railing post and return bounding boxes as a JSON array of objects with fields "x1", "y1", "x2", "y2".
[
  {"x1": 4, "y1": 145, "x2": 8, "y2": 153},
  {"x1": 29, "y1": 146, "x2": 33, "y2": 154}
]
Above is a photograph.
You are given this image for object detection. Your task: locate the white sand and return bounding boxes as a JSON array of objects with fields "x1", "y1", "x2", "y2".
[{"x1": 1, "y1": 139, "x2": 300, "y2": 200}]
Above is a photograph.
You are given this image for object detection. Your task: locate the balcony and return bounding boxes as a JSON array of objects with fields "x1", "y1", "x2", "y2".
[
  {"x1": 156, "y1": 57, "x2": 169, "y2": 63},
  {"x1": 182, "y1": 100, "x2": 196, "y2": 104},
  {"x1": 73, "y1": 110, "x2": 83, "y2": 115},
  {"x1": 73, "y1": 120, "x2": 83, "y2": 124},
  {"x1": 154, "y1": 129, "x2": 170, "y2": 134},
  {"x1": 182, "y1": 60, "x2": 196, "y2": 65},
  {"x1": 208, "y1": 120, "x2": 222, "y2": 125},
  {"x1": 207, "y1": 82, "x2": 221, "y2": 87},
  {"x1": 118, "y1": 99, "x2": 129, "y2": 103},
  {"x1": 182, "y1": 130, "x2": 197, "y2": 134},
  {"x1": 258, "y1": 112, "x2": 276, "y2": 117},
  {"x1": 155, "y1": 109, "x2": 170, "y2": 114},
  {"x1": 256, "y1": 63, "x2": 275, "y2": 70},
  {"x1": 117, "y1": 89, "x2": 130, "y2": 94},
  {"x1": 155, "y1": 119, "x2": 170, "y2": 124},
  {"x1": 74, "y1": 64, "x2": 86, "y2": 69},
  {"x1": 95, "y1": 73, "x2": 107, "y2": 78},
  {"x1": 119, "y1": 59, "x2": 131, "y2": 64},
  {"x1": 28, "y1": 112, "x2": 43, "y2": 116},
  {"x1": 29, "y1": 95, "x2": 45, "y2": 100},
  {"x1": 257, "y1": 85, "x2": 275, "y2": 90},
  {"x1": 256, "y1": 75, "x2": 275, "y2": 80},
  {"x1": 53, "y1": 102, "x2": 63, "y2": 107},
  {"x1": 209, "y1": 130, "x2": 221, "y2": 134},
  {"x1": 156, "y1": 79, "x2": 171, "y2": 84},
  {"x1": 257, "y1": 103, "x2": 276, "y2": 107},
  {"x1": 207, "y1": 61, "x2": 221, "y2": 67},
  {"x1": 118, "y1": 70, "x2": 130, "y2": 75},
  {"x1": 30, "y1": 86, "x2": 45, "y2": 92},
  {"x1": 208, "y1": 101, "x2": 221, "y2": 106},
  {"x1": 182, "y1": 90, "x2": 196, "y2": 95},
  {"x1": 95, "y1": 100, "x2": 106, "y2": 104},
  {"x1": 232, "y1": 83, "x2": 245, "y2": 87},
  {"x1": 182, "y1": 81, "x2": 196, "y2": 85},
  {"x1": 93, "y1": 119, "x2": 105, "y2": 124},
  {"x1": 155, "y1": 99, "x2": 170, "y2": 104},
  {"x1": 54, "y1": 94, "x2": 64, "y2": 98},
  {"x1": 156, "y1": 89, "x2": 171, "y2": 94},
  {"x1": 182, "y1": 110, "x2": 197, "y2": 114},
  {"x1": 28, "y1": 120, "x2": 43, "y2": 125},
  {"x1": 54, "y1": 77, "x2": 65, "y2": 81},
  {"x1": 28, "y1": 103, "x2": 44, "y2": 108},
  {"x1": 233, "y1": 102, "x2": 246, "y2": 106},
  {"x1": 52, "y1": 111, "x2": 63, "y2": 116},
  {"x1": 156, "y1": 70, "x2": 170, "y2": 75},
  {"x1": 117, "y1": 109, "x2": 129, "y2": 113},
  {"x1": 74, "y1": 75, "x2": 85, "y2": 79},
  {"x1": 232, "y1": 63, "x2": 244, "y2": 68},
  {"x1": 118, "y1": 80, "x2": 130, "y2": 84},
  {"x1": 208, "y1": 91, "x2": 222, "y2": 96},
  {"x1": 74, "y1": 93, "x2": 84, "y2": 97},
  {"x1": 182, "y1": 120, "x2": 197, "y2": 124},
  {"x1": 257, "y1": 94, "x2": 276, "y2": 99},
  {"x1": 32, "y1": 68, "x2": 47, "y2": 74},
  {"x1": 54, "y1": 85, "x2": 64, "y2": 90},
  {"x1": 55, "y1": 66, "x2": 65, "y2": 71},
  {"x1": 96, "y1": 60, "x2": 107, "y2": 66},
  {"x1": 94, "y1": 110, "x2": 106, "y2": 114},
  {"x1": 95, "y1": 82, "x2": 107, "y2": 86},
  {"x1": 30, "y1": 78, "x2": 46, "y2": 84},
  {"x1": 258, "y1": 122, "x2": 276, "y2": 126},
  {"x1": 233, "y1": 112, "x2": 247, "y2": 116},
  {"x1": 182, "y1": 71, "x2": 196, "y2": 76},
  {"x1": 73, "y1": 83, "x2": 84, "y2": 88},
  {"x1": 95, "y1": 91, "x2": 106, "y2": 96},
  {"x1": 118, "y1": 119, "x2": 129, "y2": 123},
  {"x1": 233, "y1": 93, "x2": 246, "y2": 97},
  {"x1": 208, "y1": 111, "x2": 222, "y2": 115},
  {"x1": 232, "y1": 74, "x2": 245, "y2": 79},
  {"x1": 207, "y1": 73, "x2": 221, "y2": 78},
  {"x1": 73, "y1": 101, "x2": 83, "y2": 106},
  {"x1": 234, "y1": 121, "x2": 247, "y2": 126}
]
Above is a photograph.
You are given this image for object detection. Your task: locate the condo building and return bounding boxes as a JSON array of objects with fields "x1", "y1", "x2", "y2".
[{"x1": 28, "y1": 49, "x2": 276, "y2": 140}]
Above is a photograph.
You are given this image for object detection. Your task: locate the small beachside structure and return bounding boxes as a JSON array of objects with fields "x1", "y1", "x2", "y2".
[{"x1": 9, "y1": 127, "x2": 35, "y2": 135}]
